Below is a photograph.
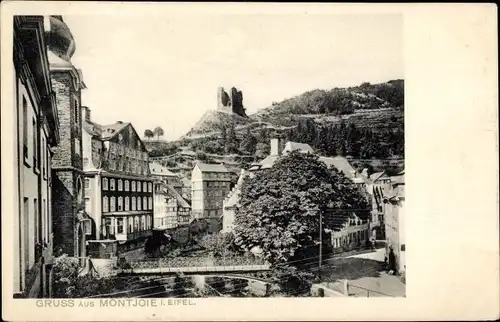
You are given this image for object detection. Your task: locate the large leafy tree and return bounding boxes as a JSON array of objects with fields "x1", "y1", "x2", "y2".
[
  {"x1": 233, "y1": 150, "x2": 369, "y2": 266},
  {"x1": 144, "y1": 129, "x2": 154, "y2": 140},
  {"x1": 153, "y1": 126, "x2": 164, "y2": 140}
]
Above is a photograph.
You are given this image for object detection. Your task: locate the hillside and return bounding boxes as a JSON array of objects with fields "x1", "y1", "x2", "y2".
[{"x1": 146, "y1": 79, "x2": 404, "y2": 173}]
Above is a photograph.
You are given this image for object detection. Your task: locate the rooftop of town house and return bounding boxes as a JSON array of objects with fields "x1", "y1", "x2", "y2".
[
  {"x1": 369, "y1": 171, "x2": 389, "y2": 182},
  {"x1": 195, "y1": 162, "x2": 230, "y2": 173},
  {"x1": 391, "y1": 173, "x2": 405, "y2": 186},
  {"x1": 282, "y1": 141, "x2": 315, "y2": 154},
  {"x1": 149, "y1": 162, "x2": 179, "y2": 177},
  {"x1": 164, "y1": 185, "x2": 191, "y2": 209},
  {"x1": 83, "y1": 119, "x2": 131, "y2": 141}
]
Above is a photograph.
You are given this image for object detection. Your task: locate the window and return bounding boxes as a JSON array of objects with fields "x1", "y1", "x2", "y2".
[
  {"x1": 110, "y1": 196, "x2": 116, "y2": 212},
  {"x1": 110, "y1": 179, "x2": 115, "y2": 191},
  {"x1": 84, "y1": 178, "x2": 90, "y2": 189},
  {"x1": 149, "y1": 197, "x2": 153, "y2": 210},
  {"x1": 23, "y1": 97, "x2": 28, "y2": 161},
  {"x1": 125, "y1": 197, "x2": 130, "y2": 211},
  {"x1": 401, "y1": 244, "x2": 405, "y2": 252},
  {"x1": 141, "y1": 215, "x2": 146, "y2": 230},
  {"x1": 117, "y1": 218, "x2": 124, "y2": 234},
  {"x1": 33, "y1": 118, "x2": 39, "y2": 169},
  {"x1": 132, "y1": 197, "x2": 136, "y2": 211},
  {"x1": 148, "y1": 182, "x2": 153, "y2": 192},
  {"x1": 137, "y1": 182, "x2": 141, "y2": 192},
  {"x1": 74, "y1": 99, "x2": 79, "y2": 125},
  {"x1": 118, "y1": 179, "x2": 123, "y2": 191},
  {"x1": 103, "y1": 196, "x2": 109, "y2": 212},
  {"x1": 125, "y1": 180, "x2": 129, "y2": 191},
  {"x1": 132, "y1": 181, "x2": 136, "y2": 192},
  {"x1": 41, "y1": 138, "x2": 45, "y2": 177},
  {"x1": 137, "y1": 198, "x2": 141, "y2": 211},
  {"x1": 83, "y1": 157, "x2": 89, "y2": 167},
  {"x1": 134, "y1": 216, "x2": 140, "y2": 231},
  {"x1": 128, "y1": 219, "x2": 133, "y2": 233},
  {"x1": 85, "y1": 197, "x2": 91, "y2": 213},
  {"x1": 103, "y1": 178, "x2": 108, "y2": 190},
  {"x1": 143, "y1": 197, "x2": 147, "y2": 210},
  {"x1": 118, "y1": 197, "x2": 123, "y2": 211},
  {"x1": 143, "y1": 182, "x2": 147, "y2": 192}
]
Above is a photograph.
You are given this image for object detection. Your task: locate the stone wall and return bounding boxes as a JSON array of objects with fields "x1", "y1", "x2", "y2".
[
  {"x1": 217, "y1": 87, "x2": 247, "y2": 118},
  {"x1": 52, "y1": 171, "x2": 76, "y2": 255}
]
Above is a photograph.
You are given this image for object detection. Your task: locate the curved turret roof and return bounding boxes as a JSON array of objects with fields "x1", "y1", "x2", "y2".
[{"x1": 47, "y1": 16, "x2": 76, "y2": 63}]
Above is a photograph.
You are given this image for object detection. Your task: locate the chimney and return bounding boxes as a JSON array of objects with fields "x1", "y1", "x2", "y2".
[
  {"x1": 82, "y1": 106, "x2": 91, "y2": 122},
  {"x1": 270, "y1": 137, "x2": 283, "y2": 156},
  {"x1": 361, "y1": 168, "x2": 369, "y2": 178}
]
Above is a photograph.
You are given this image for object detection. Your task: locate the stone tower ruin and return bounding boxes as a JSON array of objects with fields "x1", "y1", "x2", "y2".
[{"x1": 217, "y1": 87, "x2": 248, "y2": 118}]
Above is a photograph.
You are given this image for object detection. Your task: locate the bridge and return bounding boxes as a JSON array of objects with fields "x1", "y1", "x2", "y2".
[{"x1": 117, "y1": 264, "x2": 271, "y2": 276}]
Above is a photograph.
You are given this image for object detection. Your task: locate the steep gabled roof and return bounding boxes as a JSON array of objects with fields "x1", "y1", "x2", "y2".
[
  {"x1": 195, "y1": 162, "x2": 229, "y2": 173},
  {"x1": 83, "y1": 120, "x2": 131, "y2": 141},
  {"x1": 99, "y1": 122, "x2": 130, "y2": 140},
  {"x1": 149, "y1": 162, "x2": 178, "y2": 177},
  {"x1": 282, "y1": 141, "x2": 315, "y2": 154},
  {"x1": 320, "y1": 156, "x2": 363, "y2": 181},
  {"x1": 370, "y1": 171, "x2": 388, "y2": 182},
  {"x1": 165, "y1": 185, "x2": 191, "y2": 208}
]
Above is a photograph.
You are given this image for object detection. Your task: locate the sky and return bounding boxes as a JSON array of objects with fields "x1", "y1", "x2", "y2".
[{"x1": 64, "y1": 14, "x2": 403, "y2": 141}]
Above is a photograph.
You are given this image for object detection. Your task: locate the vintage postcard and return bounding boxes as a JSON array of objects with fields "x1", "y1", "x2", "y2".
[{"x1": 1, "y1": 2, "x2": 498, "y2": 321}]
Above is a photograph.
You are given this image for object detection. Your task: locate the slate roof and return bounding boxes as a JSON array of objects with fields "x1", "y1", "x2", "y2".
[
  {"x1": 250, "y1": 144, "x2": 365, "y2": 184},
  {"x1": 369, "y1": 171, "x2": 387, "y2": 182},
  {"x1": 283, "y1": 141, "x2": 315, "y2": 154},
  {"x1": 320, "y1": 156, "x2": 364, "y2": 182},
  {"x1": 149, "y1": 162, "x2": 178, "y2": 177},
  {"x1": 83, "y1": 120, "x2": 131, "y2": 141},
  {"x1": 195, "y1": 162, "x2": 229, "y2": 173},
  {"x1": 164, "y1": 185, "x2": 191, "y2": 208},
  {"x1": 100, "y1": 122, "x2": 130, "y2": 140}
]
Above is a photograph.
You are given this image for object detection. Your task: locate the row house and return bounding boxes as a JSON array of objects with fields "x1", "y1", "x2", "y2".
[
  {"x1": 364, "y1": 170, "x2": 392, "y2": 240},
  {"x1": 383, "y1": 170, "x2": 405, "y2": 274},
  {"x1": 149, "y1": 162, "x2": 184, "y2": 195},
  {"x1": 191, "y1": 162, "x2": 232, "y2": 219},
  {"x1": 12, "y1": 16, "x2": 60, "y2": 298},
  {"x1": 326, "y1": 212, "x2": 370, "y2": 252},
  {"x1": 12, "y1": 15, "x2": 90, "y2": 297},
  {"x1": 154, "y1": 183, "x2": 192, "y2": 229},
  {"x1": 82, "y1": 111, "x2": 153, "y2": 253}
]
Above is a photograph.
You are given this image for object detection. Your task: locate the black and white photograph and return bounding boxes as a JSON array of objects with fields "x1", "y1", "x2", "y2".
[{"x1": 11, "y1": 12, "x2": 406, "y2": 300}]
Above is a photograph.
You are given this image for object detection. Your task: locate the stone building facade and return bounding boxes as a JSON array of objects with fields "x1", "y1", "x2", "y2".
[
  {"x1": 12, "y1": 15, "x2": 60, "y2": 298},
  {"x1": 47, "y1": 16, "x2": 91, "y2": 260},
  {"x1": 82, "y1": 112, "x2": 154, "y2": 250}
]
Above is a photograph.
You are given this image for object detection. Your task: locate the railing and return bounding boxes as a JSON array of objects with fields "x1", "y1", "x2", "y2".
[
  {"x1": 345, "y1": 283, "x2": 396, "y2": 297},
  {"x1": 119, "y1": 264, "x2": 271, "y2": 275}
]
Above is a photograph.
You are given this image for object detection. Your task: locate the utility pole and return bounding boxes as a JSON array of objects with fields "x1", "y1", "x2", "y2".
[{"x1": 319, "y1": 212, "x2": 323, "y2": 270}]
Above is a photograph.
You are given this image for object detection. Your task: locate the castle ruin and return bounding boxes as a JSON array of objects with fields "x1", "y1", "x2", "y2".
[{"x1": 217, "y1": 87, "x2": 248, "y2": 118}]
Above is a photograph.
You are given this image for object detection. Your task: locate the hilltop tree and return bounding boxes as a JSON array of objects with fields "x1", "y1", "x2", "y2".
[
  {"x1": 239, "y1": 128, "x2": 257, "y2": 155},
  {"x1": 233, "y1": 150, "x2": 369, "y2": 266},
  {"x1": 144, "y1": 129, "x2": 154, "y2": 140},
  {"x1": 224, "y1": 123, "x2": 239, "y2": 154},
  {"x1": 153, "y1": 126, "x2": 164, "y2": 140}
]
